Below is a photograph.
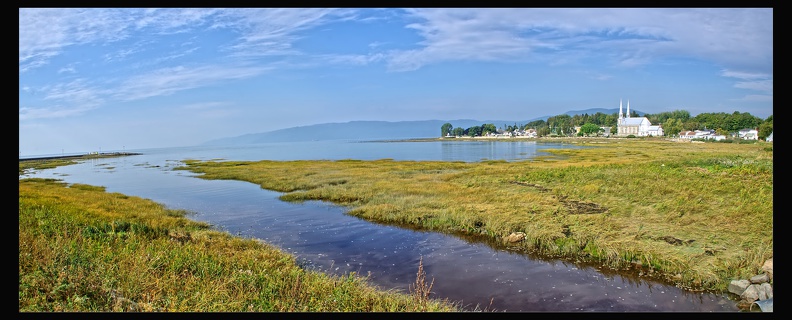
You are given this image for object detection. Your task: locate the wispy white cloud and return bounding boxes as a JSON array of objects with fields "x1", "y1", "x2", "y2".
[
  {"x1": 19, "y1": 8, "x2": 136, "y2": 72},
  {"x1": 733, "y1": 79, "x2": 773, "y2": 93},
  {"x1": 314, "y1": 53, "x2": 387, "y2": 66},
  {"x1": 58, "y1": 65, "x2": 77, "y2": 74},
  {"x1": 132, "y1": 8, "x2": 220, "y2": 34},
  {"x1": 153, "y1": 46, "x2": 201, "y2": 64},
  {"x1": 721, "y1": 69, "x2": 773, "y2": 102},
  {"x1": 19, "y1": 104, "x2": 97, "y2": 121},
  {"x1": 386, "y1": 8, "x2": 772, "y2": 74},
  {"x1": 21, "y1": 63, "x2": 270, "y2": 121},
  {"x1": 19, "y1": 8, "x2": 224, "y2": 73},
  {"x1": 42, "y1": 79, "x2": 105, "y2": 108},
  {"x1": 19, "y1": 8, "x2": 368, "y2": 107},
  {"x1": 113, "y1": 64, "x2": 272, "y2": 101},
  {"x1": 721, "y1": 70, "x2": 771, "y2": 81},
  {"x1": 214, "y1": 8, "x2": 357, "y2": 58},
  {"x1": 19, "y1": 8, "x2": 772, "y2": 126}
]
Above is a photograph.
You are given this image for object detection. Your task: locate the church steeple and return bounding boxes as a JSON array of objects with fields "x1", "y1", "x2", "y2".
[
  {"x1": 627, "y1": 100, "x2": 631, "y2": 118},
  {"x1": 619, "y1": 99, "x2": 623, "y2": 119}
]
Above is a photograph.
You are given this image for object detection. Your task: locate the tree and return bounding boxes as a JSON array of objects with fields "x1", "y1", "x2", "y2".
[
  {"x1": 481, "y1": 123, "x2": 497, "y2": 136},
  {"x1": 758, "y1": 119, "x2": 773, "y2": 141},
  {"x1": 467, "y1": 126, "x2": 482, "y2": 137},
  {"x1": 579, "y1": 123, "x2": 602, "y2": 136},
  {"x1": 525, "y1": 119, "x2": 546, "y2": 129},
  {"x1": 441, "y1": 123, "x2": 453, "y2": 137},
  {"x1": 537, "y1": 126, "x2": 551, "y2": 137},
  {"x1": 452, "y1": 127, "x2": 465, "y2": 137},
  {"x1": 662, "y1": 118, "x2": 683, "y2": 136}
]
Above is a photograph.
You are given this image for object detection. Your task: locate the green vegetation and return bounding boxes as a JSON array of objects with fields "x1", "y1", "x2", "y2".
[
  {"x1": 19, "y1": 138, "x2": 773, "y2": 311},
  {"x1": 19, "y1": 153, "x2": 138, "y2": 176},
  {"x1": 19, "y1": 178, "x2": 460, "y2": 312},
  {"x1": 577, "y1": 123, "x2": 603, "y2": 136},
  {"x1": 19, "y1": 158, "x2": 79, "y2": 175},
  {"x1": 440, "y1": 110, "x2": 772, "y2": 139},
  {"x1": 179, "y1": 138, "x2": 772, "y2": 293}
]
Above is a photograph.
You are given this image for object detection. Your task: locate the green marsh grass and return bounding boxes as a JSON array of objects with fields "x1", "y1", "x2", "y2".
[
  {"x1": 19, "y1": 178, "x2": 460, "y2": 312},
  {"x1": 180, "y1": 138, "x2": 772, "y2": 292}
]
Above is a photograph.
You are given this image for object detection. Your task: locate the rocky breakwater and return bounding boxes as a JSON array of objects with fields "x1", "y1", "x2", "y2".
[{"x1": 728, "y1": 258, "x2": 773, "y2": 312}]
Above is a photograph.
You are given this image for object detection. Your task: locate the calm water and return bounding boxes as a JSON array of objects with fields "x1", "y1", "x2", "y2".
[{"x1": 20, "y1": 139, "x2": 741, "y2": 312}]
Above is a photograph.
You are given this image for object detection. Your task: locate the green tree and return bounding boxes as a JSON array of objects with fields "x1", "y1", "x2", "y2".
[
  {"x1": 662, "y1": 118, "x2": 684, "y2": 136},
  {"x1": 452, "y1": 127, "x2": 465, "y2": 137},
  {"x1": 537, "y1": 126, "x2": 551, "y2": 137},
  {"x1": 441, "y1": 123, "x2": 453, "y2": 137},
  {"x1": 467, "y1": 126, "x2": 482, "y2": 137},
  {"x1": 758, "y1": 115, "x2": 773, "y2": 140},
  {"x1": 579, "y1": 123, "x2": 602, "y2": 136},
  {"x1": 481, "y1": 123, "x2": 497, "y2": 136},
  {"x1": 525, "y1": 119, "x2": 546, "y2": 129}
]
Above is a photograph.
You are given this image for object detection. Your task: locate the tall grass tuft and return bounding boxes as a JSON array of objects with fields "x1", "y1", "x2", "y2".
[{"x1": 409, "y1": 256, "x2": 435, "y2": 311}]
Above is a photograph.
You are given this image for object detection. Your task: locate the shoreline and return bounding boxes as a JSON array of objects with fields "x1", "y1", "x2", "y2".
[{"x1": 19, "y1": 152, "x2": 141, "y2": 162}]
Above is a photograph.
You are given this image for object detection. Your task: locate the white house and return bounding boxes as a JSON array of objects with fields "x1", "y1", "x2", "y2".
[
  {"x1": 647, "y1": 125, "x2": 664, "y2": 137},
  {"x1": 679, "y1": 131, "x2": 696, "y2": 140},
  {"x1": 678, "y1": 129, "x2": 725, "y2": 141},
  {"x1": 738, "y1": 128, "x2": 759, "y2": 140},
  {"x1": 616, "y1": 100, "x2": 663, "y2": 136}
]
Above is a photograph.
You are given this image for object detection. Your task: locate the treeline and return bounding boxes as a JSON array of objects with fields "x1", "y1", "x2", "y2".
[{"x1": 440, "y1": 110, "x2": 773, "y2": 139}]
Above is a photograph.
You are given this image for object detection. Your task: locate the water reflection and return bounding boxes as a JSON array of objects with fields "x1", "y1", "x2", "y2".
[{"x1": 440, "y1": 140, "x2": 543, "y2": 162}]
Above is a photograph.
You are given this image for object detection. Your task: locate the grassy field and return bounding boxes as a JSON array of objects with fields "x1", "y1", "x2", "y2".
[
  {"x1": 19, "y1": 173, "x2": 460, "y2": 311},
  {"x1": 178, "y1": 138, "x2": 773, "y2": 292},
  {"x1": 18, "y1": 138, "x2": 773, "y2": 311}
]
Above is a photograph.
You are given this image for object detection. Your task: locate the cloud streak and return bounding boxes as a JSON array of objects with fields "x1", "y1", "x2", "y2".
[
  {"x1": 213, "y1": 8, "x2": 356, "y2": 58},
  {"x1": 386, "y1": 8, "x2": 772, "y2": 75},
  {"x1": 113, "y1": 64, "x2": 272, "y2": 101}
]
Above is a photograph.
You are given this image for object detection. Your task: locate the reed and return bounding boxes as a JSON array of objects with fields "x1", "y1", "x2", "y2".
[
  {"x1": 179, "y1": 138, "x2": 772, "y2": 292},
  {"x1": 19, "y1": 178, "x2": 460, "y2": 312}
]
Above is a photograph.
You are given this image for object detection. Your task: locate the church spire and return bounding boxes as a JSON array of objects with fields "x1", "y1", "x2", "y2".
[
  {"x1": 627, "y1": 100, "x2": 631, "y2": 118},
  {"x1": 619, "y1": 99, "x2": 623, "y2": 119}
]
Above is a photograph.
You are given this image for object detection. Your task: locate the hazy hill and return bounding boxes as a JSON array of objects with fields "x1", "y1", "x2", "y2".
[
  {"x1": 202, "y1": 120, "x2": 502, "y2": 145},
  {"x1": 201, "y1": 108, "x2": 640, "y2": 145}
]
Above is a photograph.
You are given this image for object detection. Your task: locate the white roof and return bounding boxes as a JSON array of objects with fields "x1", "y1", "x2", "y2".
[{"x1": 622, "y1": 117, "x2": 649, "y2": 125}]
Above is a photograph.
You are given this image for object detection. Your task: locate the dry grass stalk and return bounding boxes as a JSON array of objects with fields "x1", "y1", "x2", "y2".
[{"x1": 409, "y1": 256, "x2": 435, "y2": 311}]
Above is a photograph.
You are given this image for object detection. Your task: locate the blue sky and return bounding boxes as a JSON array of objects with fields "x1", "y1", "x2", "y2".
[{"x1": 19, "y1": 8, "x2": 773, "y2": 156}]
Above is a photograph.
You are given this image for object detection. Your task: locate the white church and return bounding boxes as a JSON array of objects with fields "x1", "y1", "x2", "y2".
[{"x1": 616, "y1": 99, "x2": 664, "y2": 137}]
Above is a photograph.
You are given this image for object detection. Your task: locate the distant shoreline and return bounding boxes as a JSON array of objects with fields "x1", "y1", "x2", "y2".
[
  {"x1": 373, "y1": 136, "x2": 649, "y2": 143},
  {"x1": 19, "y1": 152, "x2": 141, "y2": 162}
]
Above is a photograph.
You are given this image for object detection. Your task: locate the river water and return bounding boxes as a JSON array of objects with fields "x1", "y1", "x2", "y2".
[{"x1": 19, "y1": 140, "x2": 742, "y2": 312}]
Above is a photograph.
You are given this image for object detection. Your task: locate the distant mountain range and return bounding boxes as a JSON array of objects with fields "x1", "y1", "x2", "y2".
[{"x1": 201, "y1": 108, "x2": 644, "y2": 145}]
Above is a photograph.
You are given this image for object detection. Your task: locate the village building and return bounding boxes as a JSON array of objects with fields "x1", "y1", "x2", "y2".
[
  {"x1": 738, "y1": 128, "x2": 759, "y2": 140},
  {"x1": 678, "y1": 129, "x2": 725, "y2": 141},
  {"x1": 679, "y1": 131, "x2": 696, "y2": 140},
  {"x1": 616, "y1": 100, "x2": 663, "y2": 137}
]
